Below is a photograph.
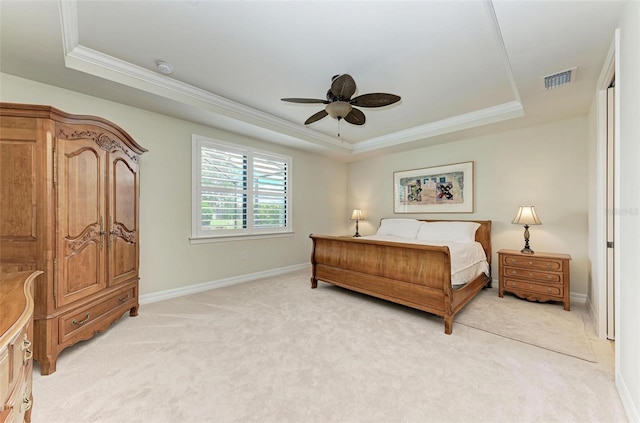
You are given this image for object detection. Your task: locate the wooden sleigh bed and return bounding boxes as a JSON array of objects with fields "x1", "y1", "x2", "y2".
[{"x1": 309, "y1": 219, "x2": 492, "y2": 334}]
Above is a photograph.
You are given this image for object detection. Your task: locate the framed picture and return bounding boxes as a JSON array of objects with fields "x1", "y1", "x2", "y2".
[{"x1": 394, "y1": 161, "x2": 474, "y2": 213}]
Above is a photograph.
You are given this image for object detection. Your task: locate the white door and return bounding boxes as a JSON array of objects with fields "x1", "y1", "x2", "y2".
[{"x1": 606, "y1": 83, "x2": 615, "y2": 340}]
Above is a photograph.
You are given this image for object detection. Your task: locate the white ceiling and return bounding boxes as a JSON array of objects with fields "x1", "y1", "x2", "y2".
[{"x1": 0, "y1": 1, "x2": 625, "y2": 161}]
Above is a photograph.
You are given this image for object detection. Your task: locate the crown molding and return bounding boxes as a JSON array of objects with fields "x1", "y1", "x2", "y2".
[
  {"x1": 58, "y1": 0, "x2": 524, "y2": 159},
  {"x1": 58, "y1": 0, "x2": 352, "y2": 154},
  {"x1": 352, "y1": 101, "x2": 524, "y2": 154}
]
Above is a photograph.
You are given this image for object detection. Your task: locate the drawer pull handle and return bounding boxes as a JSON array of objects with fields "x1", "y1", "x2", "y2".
[
  {"x1": 72, "y1": 312, "x2": 90, "y2": 326},
  {"x1": 529, "y1": 273, "x2": 533, "y2": 277},
  {"x1": 21, "y1": 395, "x2": 32, "y2": 413},
  {"x1": 21, "y1": 335, "x2": 33, "y2": 362},
  {"x1": 547, "y1": 288, "x2": 552, "y2": 293},
  {"x1": 528, "y1": 261, "x2": 532, "y2": 265},
  {"x1": 511, "y1": 270, "x2": 517, "y2": 275},
  {"x1": 118, "y1": 293, "x2": 131, "y2": 303},
  {"x1": 512, "y1": 282, "x2": 517, "y2": 287}
]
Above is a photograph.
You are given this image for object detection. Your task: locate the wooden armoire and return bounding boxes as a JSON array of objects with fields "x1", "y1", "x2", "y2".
[{"x1": 0, "y1": 103, "x2": 147, "y2": 375}]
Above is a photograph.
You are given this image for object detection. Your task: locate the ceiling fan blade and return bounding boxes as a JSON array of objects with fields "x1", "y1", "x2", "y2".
[
  {"x1": 330, "y1": 74, "x2": 357, "y2": 100},
  {"x1": 350, "y1": 93, "x2": 401, "y2": 108},
  {"x1": 304, "y1": 110, "x2": 328, "y2": 125},
  {"x1": 344, "y1": 108, "x2": 366, "y2": 125},
  {"x1": 281, "y1": 98, "x2": 328, "y2": 104}
]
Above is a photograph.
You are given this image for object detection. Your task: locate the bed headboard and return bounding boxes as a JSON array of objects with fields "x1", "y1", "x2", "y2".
[{"x1": 420, "y1": 219, "x2": 492, "y2": 266}]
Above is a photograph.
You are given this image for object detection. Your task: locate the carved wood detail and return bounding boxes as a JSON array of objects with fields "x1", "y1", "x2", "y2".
[
  {"x1": 112, "y1": 225, "x2": 135, "y2": 244},
  {"x1": 57, "y1": 128, "x2": 138, "y2": 163}
]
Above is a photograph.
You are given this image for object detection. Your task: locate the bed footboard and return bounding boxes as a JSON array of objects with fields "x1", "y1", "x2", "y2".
[
  {"x1": 309, "y1": 220, "x2": 492, "y2": 334},
  {"x1": 310, "y1": 235, "x2": 458, "y2": 330}
]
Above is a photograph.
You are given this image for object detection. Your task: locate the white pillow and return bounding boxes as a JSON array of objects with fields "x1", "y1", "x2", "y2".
[
  {"x1": 417, "y1": 221, "x2": 480, "y2": 243},
  {"x1": 376, "y1": 218, "x2": 422, "y2": 239}
]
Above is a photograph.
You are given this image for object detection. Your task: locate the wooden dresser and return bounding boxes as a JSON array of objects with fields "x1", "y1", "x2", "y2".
[
  {"x1": 0, "y1": 103, "x2": 147, "y2": 375},
  {"x1": 1, "y1": 271, "x2": 42, "y2": 423},
  {"x1": 498, "y1": 249, "x2": 571, "y2": 310}
]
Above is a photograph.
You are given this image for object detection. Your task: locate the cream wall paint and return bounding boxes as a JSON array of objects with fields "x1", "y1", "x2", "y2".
[
  {"x1": 0, "y1": 73, "x2": 348, "y2": 295},
  {"x1": 347, "y1": 117, "x2": 589, "y2": 295},
  {"x1": 586, "y1": 96, "x2": 599, "y2": 318},
  {"x1": 617, "y1": 1, "x2": 640, "y2": 420}
]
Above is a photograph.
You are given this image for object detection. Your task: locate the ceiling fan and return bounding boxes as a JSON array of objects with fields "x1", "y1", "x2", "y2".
[{"x1": 281, "y1": 74, "x2": 401, "y2": 127}]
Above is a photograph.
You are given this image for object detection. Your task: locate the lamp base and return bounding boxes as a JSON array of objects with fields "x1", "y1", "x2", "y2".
[
  {"x1": 521, "y1": 224, "x2": 534, "y2": 254},
  {"x1": 353, "y1": 220, "x2": 361, "y2": 237}
]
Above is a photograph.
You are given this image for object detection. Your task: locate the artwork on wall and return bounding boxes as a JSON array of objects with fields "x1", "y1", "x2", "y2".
[{"x1": 393, "y1": 161, "x2": 474, "y2": 213}]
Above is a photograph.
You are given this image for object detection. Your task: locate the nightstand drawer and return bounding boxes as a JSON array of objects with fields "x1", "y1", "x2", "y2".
[
  {"x1": 502, "y1": 255, "x2": 563, "y2": 271},
  {"x1": 501, "y1": 267, "x2": 563, "y2": 284},
  {"x1": 504, "y1": 279, "x2": 563, "y2": 296}
]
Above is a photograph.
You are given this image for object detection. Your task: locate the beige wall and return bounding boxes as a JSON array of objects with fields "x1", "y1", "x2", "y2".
[
  {"x1": 347, "y1": 117, "x2": 589, "y2": 295},
  {"x1": 0, "y1": 73, "x2": 348, "y2": 295}
]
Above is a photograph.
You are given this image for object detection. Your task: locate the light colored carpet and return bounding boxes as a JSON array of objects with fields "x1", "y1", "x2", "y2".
[
  {"x1": 455, "y1": 287, "x2": 596, "y2": 362},
  {"x1": 32, "y1": 269, "x2": 627, "y2": 423}
]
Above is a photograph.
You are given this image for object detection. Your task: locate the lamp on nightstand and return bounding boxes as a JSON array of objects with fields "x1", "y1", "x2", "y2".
[
  {"x1": 350, "y1": 209, "x2": 365, "y2": 237},
  {"x1": 512, "y1": 205, "x2": 542, "y2": 254}
]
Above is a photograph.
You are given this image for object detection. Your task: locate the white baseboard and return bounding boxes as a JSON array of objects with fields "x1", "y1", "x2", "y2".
[
  {"x1": 617, "y1": 370, "x2": 640, "y2": 423},
  {"x1": 570, "y1": 292, "x2": 587, "y2": 304},
  {"x1": 140, "y1": 263, "x2": 310, "y2": 305}
]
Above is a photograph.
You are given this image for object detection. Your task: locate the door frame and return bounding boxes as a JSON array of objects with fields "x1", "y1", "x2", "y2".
[{"x1": 594, "y1": 30, "x2": 620, "y2": 340}]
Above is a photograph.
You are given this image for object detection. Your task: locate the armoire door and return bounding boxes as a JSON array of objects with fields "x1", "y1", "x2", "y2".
[
  {"x1": 108, "y1": 149, "x2": 140, "y2": 286},
  {"x1": 55, "y1": 136, "x2": 108, "y2": 307}
]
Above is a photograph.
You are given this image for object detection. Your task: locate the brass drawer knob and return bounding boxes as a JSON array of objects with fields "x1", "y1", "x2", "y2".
[
  {"x1": 21, "y1": 334, "x2": 33, "y2": 362},
  {"x1": 21, "y1": 394, "x2": 32, "y2": 413}
]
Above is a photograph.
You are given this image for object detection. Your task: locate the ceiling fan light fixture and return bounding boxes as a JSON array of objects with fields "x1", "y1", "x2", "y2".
[{"x1": 325, "y1": 101, "x2": 352, "y2": 119}]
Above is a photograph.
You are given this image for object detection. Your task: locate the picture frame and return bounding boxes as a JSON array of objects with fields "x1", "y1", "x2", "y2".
[{"x1": 393, "y1": 161, "x2": 474, "y2": 213}]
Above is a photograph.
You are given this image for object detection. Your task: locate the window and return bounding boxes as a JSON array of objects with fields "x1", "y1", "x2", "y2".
[{"x1": 192, "y1": 135, "x2": 292, "y2": 240}]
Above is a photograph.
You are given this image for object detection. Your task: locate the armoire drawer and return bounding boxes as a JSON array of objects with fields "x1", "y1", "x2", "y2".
[{"x1": 58, "y1": 286, "x2": 137, "y2": 343}]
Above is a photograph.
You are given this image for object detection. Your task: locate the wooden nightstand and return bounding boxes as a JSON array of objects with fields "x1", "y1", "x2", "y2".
[{"x1": 498, "y1": 249, "x2": 572, "y2": 310}]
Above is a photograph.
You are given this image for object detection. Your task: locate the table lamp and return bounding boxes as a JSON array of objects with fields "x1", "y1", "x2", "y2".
[
  {"x1": 512, "y1": 205, "x2": 542, "y2": 254},
  {"x1": 350, "y1": 209, "x2": 365, "y2": 237}
]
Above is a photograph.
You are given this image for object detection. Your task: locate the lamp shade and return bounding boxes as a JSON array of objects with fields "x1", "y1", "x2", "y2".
[
  {"x1": 512, "y1": 205, "x2": 542, "y2": 225},
  {"x1": 350, "y1": 209, "x2": 365, "y2": 220}
]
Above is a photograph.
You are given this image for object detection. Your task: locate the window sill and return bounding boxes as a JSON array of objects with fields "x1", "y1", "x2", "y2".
[{"x1": 189, "y1": 231, "x2": 294, "y2": 244}]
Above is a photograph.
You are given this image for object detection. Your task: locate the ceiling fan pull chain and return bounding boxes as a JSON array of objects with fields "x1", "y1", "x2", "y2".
[{"x1": 337, "y1": 119, "x2": 341, "y2": 138}]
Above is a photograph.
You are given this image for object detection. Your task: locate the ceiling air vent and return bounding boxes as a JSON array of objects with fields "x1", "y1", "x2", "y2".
[{"x1": 541, "y1": 67, "x2": 577, "y2": 90}]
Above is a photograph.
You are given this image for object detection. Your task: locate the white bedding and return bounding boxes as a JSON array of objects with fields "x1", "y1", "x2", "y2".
[{"x1": 360, "y1": 234, "x2": 490, "y2": 287}]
